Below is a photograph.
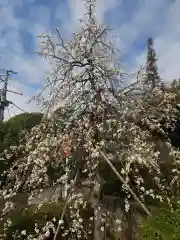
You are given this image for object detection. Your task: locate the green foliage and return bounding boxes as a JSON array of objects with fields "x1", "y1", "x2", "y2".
[
  {"x1": 0, "y1": 200, "x2": 118, "y2": 240},
  {"x1": 0, "y1": 112, "x2": 43, "y2": 153},
  {"x1": 146, "y1": 37, "x2": 160, "y2": 89},
  {"x1": 137, "y1": 200, "x2": 180, "y2": 240},
  {"x1": 0, "y1": 201, "x2": 95, "y2": 239},
  {"x1": 6, "y1": 112, "x2": 43, "y2": 129},
  {"x1": 0, "y1": 201, "x2": 63, "y2": 239},
  {"x1": 0, "y1": 112, "x2": 43, "y2": 184}
]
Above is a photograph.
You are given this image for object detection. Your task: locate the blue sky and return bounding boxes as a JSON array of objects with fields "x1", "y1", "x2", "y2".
[{"x1": 0, "y1": 0, "x2": 180, "y2": 119}]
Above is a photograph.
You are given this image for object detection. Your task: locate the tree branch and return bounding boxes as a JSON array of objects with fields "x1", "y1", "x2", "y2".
[{"x1": 99, "y1": 150, "x2": 151, "y2": 216}]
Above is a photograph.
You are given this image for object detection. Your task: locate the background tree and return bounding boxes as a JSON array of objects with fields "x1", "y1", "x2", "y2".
[
  {"x1": 145, "y1": 37, "x2": 161, "y2": 89},
  {"x1": 0, "y1": 112, "x2": 43, "y2": 153},
  {"x1": 0, "y1": 112, "x2": 43, "y2": 188},
  {"x1": 137, "y1": 199, "x2": 180, "y2": 240}
]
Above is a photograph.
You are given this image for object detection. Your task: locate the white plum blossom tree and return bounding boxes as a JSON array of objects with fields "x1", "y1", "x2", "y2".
[{"x1": 1, "y1": 0, "x2": 180, "y2": 239}]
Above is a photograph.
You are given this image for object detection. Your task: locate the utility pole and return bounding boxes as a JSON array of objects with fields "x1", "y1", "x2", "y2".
[{"x1": 0, "y1": 69, "x2": 23, "y2": 122}]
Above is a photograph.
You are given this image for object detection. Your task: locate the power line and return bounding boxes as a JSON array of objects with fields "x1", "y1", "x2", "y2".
[{"x1": 0, "y1": 69, "x2": 24, "y2": 121}]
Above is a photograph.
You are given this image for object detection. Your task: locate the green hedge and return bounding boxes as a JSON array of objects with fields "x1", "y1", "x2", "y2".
[
  {"x1": 0, "y1": 112, "x2": 43, "y2": 184},
  {"x1": 0, "y1": 201, "x2": 95, "y2": 240},
  {"x1": 3, "y1": 112, "x2": 43, "y2": 147},
  {"x1": 0, "y1": 202, "x2": 63, "y2": 239},
  {"x1": 137, "y1": 200, "x2": 180, "y2": 240},
  {"x1": 0, "y1": 112, "x2": 43, "y2": 152}
]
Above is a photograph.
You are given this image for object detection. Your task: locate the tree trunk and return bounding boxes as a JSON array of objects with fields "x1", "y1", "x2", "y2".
[
  {"x1": 93, "y1": 206, "x2": 102, "y2": 240},
  {"x1": 90, "y1": 176, "x2": 103, "y2": 240}
]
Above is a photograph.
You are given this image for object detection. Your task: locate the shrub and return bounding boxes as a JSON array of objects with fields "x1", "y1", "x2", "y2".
[
  {"x1": 0, "y1": 112, "x2": 43, "y2": 185},
  {"x1": 0, "y1": 201, "x2": 63, "y2": 239},
  {"x1": 137, "y1": 200, "x2": 180, "y2": 240},
  {"x1": 0, "y1": 200, "x2": 95, "y2": 240},
  {"x1": 0, "y1": 112, "x2": 43, "y2": 153}
]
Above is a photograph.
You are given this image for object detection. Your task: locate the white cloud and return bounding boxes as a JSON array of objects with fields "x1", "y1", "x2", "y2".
[
  {"x1": 96, "y1": 0, "x2": 122, "y2": 24},
  {"x1": 68, "y1": 0, "x2": 86, "y2": 30},
  {"x1": 0, "y1": 5, "x2": 20, "y2": 31},
  {"x1": 118, "y1": 0, "x2": 180, "y2": 82},
  {"x1": 0, "y1": 1, "x2": 52, "y2": 120},
  {"x1": 3, "y1": 83, "x2": 40, "y2": 120},
  {"x1": 66, "y1": 0, "x2": 122, "y2": 31}
]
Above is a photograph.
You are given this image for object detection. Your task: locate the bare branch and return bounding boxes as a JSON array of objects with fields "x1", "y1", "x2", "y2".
[{"x1": 99, "y1": 150, "x2": 151, "y2": 216}]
